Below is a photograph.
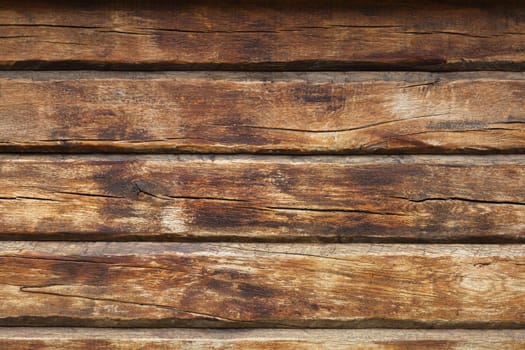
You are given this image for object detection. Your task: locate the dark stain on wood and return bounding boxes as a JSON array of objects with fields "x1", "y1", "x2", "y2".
[
  {"x1": 0, "y1": 156, "x2": 524, "y2": 242},
  {"x1": 2, "y1": 1, "x2": 525, "y2": 70},
  {"x1": 3, "y1": 72, "x2": 523, "y2": 154},
  {"x1": 0, "y1": 0, "x2": 523, "y2": 342}
]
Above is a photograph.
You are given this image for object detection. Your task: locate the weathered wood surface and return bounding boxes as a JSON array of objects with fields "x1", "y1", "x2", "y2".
[
  {"x1": 0, "y1": 329, "x2": 524, "y2": 350},
  {"x1": 1, "y1": 155, "x2": 524, "y2": 242},
  {"x1": 0, "y1": 243, "x2": 523, "y2": 327},
  {"x1": 1, "y1": 72, "x2": 524, "y2": 154},
  {"x1": 1, "y1": 1, "x2": 525, "y2": 70}
]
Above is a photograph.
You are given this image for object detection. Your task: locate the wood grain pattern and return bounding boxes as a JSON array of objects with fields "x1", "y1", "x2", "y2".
[
  {"x1": 2, "y1": 0, "x2": 524, "y2": 341},
  {"x1": 0, "y1": 243, "x2": 523, "y2": 327},
  {"x1": 1, "y1": 72, "x2": 524, "y2": 154},
  {"x1": 0, "y1": 328, "x2": 524, "y2": 349},
  {"x1": 1, "y1": 155, "x2": 524, "y2": 242},
  {"x1": 1, "y1": 1, "x2": 525, "y2": 70}
]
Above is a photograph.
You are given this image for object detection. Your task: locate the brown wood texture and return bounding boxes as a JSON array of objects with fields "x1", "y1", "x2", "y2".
[
  {"x1": 2, "y1": 0, "x2": 525, "y2": 340},
  {"x1": 1, "y1": 155, "x2": 525, "y2": 242},
  {"x1": 1, "y1": 1, "x2": 525, "y2": 70},
  {"x1": 0, "y1": 329, "x2": 524, "y2": 350},
  {"x1": 0, "y1": 243, "x2": 523, "y2": 328},
  {"x1": 1, "y1": 72, "x2": 524, "y2": 154}
]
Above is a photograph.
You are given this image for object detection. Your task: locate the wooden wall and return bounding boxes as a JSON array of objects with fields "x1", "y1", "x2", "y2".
[{"x1": 0, "y1": 1, "x2": 524, "y2": 348}]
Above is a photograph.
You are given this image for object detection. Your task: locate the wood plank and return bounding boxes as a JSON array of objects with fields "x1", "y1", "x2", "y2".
[
  {"x1": 1, "y1": 72, "x2": 524, "y2": 154},
  {"x1": 1, "y1": 1, "x2": 525, "y2": 70},
  {"x1": 1, "y1": 155, "x2": 525, "y2": 242},
  {"x1": 0, "y1": 329, "x2": 524, "y2": 349},
  {"x1": 0, "y1": 243, "x2": 523, "y2": 327}
]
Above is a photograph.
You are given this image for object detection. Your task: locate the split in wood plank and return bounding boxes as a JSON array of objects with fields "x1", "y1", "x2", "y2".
[
  {"x1": 1, "y1": 1, "x2": 525, "y2": 70},
  {"x1": 1, "y1": 72, "x2": 524, "y2": 154},
  {"x1": 1, "y1": 155, "x2": 525, "y2": 242},
  {"x1": 0, "y1": 243, "x2": 523, "y2": 328},
  {"x1": 0, "y1": 328, "x2": 524, "y2": 349}
]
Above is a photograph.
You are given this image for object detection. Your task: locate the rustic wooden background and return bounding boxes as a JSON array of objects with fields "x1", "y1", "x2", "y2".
[{"x1": 0, "y1": 0, "x2": 524, "y2": 348}]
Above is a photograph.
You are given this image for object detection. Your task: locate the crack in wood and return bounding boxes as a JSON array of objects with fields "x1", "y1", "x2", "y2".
[
  {"x1": 18, "y1": 286, "x2": 250, "y2": 325},
  {"x1": 208, "y1": 113, "x2": 449, "y2": 134},
  {"x1": 0, "y1": 196, "x2": 60, "y2": 202},
  {"x1": 53, "y1": 191, "x2": 124, "y2": 199},
  {"x1": 0, "y1": 23, "x2": 103, "y2": 30},
  {"x1": 400, "y1": 80, "x2": 441, "y2": 88},
  {"x1": 391, "y1": 195, "x2": 525, "y2": 206},
  {"x1": 262, "y1": 205, "x2": 407, "y2": 216},
  {"x1": 0, "y1": 255, "x2": 175, "y2": 272},
  {"x1": 404, "y1": 31, "x2": 498, "y2": 39}
]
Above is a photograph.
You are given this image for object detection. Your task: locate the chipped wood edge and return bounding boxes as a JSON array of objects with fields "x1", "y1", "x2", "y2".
[
  {"x1": 2, "y1": 154, "x2": 525, "y2": 164},
  {"x1": 2, "y1": 242, "x2": 524, "y2": 257},
  {"x1": 0, "y1": 328, "x2": 524, "y2": 341},
  {"x1": 1, "y1": 71, "x2": 525, "y2": 82}
]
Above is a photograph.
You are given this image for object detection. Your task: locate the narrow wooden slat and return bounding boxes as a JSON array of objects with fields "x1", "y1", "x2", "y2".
[
  {"x1": 1, "y1": 1, "x2": 525, "y2": 70},
  {"x1": 0, "y1": 329, "x2": 524, "y2": 349},
  {"x1": 1, "y1": 72, "x2": 524, "y2": 154},
  {"x1": 0, "y1": 243, "x2": 523, "y2": 327},
  {"x1": 1, "y1": 155, "x2": 525, "y2": 242}
]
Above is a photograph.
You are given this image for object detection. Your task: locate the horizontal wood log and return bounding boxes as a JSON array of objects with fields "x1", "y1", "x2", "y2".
[
  {"x1": 1, "y1": 72, "x2": 524, "y2": 154},
  {"x1": 0, "y1": 243, "x2": 523, "y2": 327},
  {"x1": 0, "y1": 329, "x2": 524, "y2": 349},
  {"x1": 1, "y1": 155, "x2": 525, "y2": 242},
  {"x1": 1, "y1": 1, "x2": 525, "y2": 70}
]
